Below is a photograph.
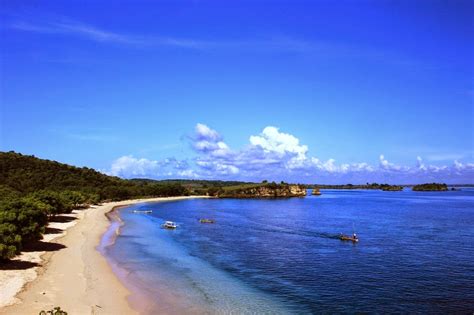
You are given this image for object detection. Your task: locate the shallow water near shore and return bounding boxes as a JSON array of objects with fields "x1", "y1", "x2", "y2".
[{"x1": 102, "y1": 189, "x2": 474, "y2": 313}]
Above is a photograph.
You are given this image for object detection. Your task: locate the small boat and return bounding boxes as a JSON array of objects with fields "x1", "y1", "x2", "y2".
[
  {"x1": 132, "y1": 210, "x2": 152, "y2": 214},
  {"x1": 199, "y1": 219, "x2": 215, "y2": 224},
  {"x1": 161, "y1": 221, "x2": 178, "y2": 229},
  {"x1": 339, "y1": 234, "x2": 359, "y2": 242}
]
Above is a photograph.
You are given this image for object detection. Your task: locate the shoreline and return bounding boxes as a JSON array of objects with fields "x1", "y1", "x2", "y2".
[
  {"x1": 101, "y1": 202, "x2": 209, "y2": 314},
  {"x1": 0, "y1": 196, "x2": 204, "y2": 314},
  {"x1": 102, "y1": 197, "x2": 293, "y2": 315}
]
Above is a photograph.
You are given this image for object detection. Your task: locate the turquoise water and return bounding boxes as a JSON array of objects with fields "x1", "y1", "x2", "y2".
[{"x1": 103, "y1": 189, "x2": 474, "y2": 313}]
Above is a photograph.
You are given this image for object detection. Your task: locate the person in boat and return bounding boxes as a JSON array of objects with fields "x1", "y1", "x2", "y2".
[{"x1": 352, "y1": 233, "x2": 357, "y2": 240}]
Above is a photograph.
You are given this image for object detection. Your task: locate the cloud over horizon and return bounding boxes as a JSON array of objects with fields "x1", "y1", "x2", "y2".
[{"x1": 107, "y1": 124, "x2": 474, "y2": 184}]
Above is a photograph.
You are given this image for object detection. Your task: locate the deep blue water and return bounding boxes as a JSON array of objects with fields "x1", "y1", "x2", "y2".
[{"x1": 105, "y1": 189, "x2": 474, "y2": 314}]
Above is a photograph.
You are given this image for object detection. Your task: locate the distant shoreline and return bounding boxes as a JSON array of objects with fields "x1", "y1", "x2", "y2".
[{"x1": 0, "y1": 196, "x2": 204, "y2": 314}]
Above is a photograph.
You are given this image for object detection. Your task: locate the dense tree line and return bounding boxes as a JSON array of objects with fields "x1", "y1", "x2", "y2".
[
  {"x1": 412, "y1": 183, "x2": 448, "y2": 191},
  {"x1": 0, "y1": 151, "x2": 191, "y2": 260}
]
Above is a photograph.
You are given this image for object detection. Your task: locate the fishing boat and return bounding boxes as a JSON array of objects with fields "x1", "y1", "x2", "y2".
[
  {"x1": 199, "y1": 219, "x2": 215, "y2": 224},
  {"x1": 132, "y1": 210, "x2": 152, "y2": 214},
  {"x1": 339, "y1": 233, "x2": 359, "y2": 242},
  {"x1": 161, "y1": 221, "x2": 178, "y2": 229}
]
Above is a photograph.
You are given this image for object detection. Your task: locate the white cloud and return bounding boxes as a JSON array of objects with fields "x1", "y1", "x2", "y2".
[
  {"x1": 250, "y1": 126, "x2": 308, "y2": 159},
  {"x1": 320, "y1": 159, "x2": 337, "y2": 172},
  {"x1": 9, "y1": 18, "x2": 321, "y2": 52},
  {"x1": 454, "y1": 160, "x2": 474, "y2": 171},
  {"x1": 192, "y1": 123, "x2": 232, "y2": 158},
  {"x1": 110, "y1": 156, "x2": 159, "y2": 177},
  {"x1": 109, "y1": 155, "x2": 196, "y2": 179},
  {"x1": 106, "y1": 124, "x2": 474, "y2": 184},
  {"x1": 11, "y1": 20, "x2": 139, "y2": 44},
  {"x1": 416, "y1": 156, "x2": 427, "y2": 171},
  {"x1": 195, "y1": 123, "x2": 221, "y2": 141},
  {"x1": 177, "y1": 169, "x2": 198, "y2": 178},
  {"x1": 379, "y1": 154, "x2": 408, "y2": 172}
]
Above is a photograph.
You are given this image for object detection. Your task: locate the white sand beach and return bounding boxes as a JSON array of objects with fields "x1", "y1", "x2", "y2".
[{"x1": 0, "y1": 196, "x2": 201, "y2": 315}]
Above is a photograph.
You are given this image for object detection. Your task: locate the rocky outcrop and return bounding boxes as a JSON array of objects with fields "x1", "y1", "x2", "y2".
[{"x1": 219, "y1": 184, "x2": 307, "y2": 198}]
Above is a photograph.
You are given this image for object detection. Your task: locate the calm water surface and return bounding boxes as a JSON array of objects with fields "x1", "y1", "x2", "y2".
[{"x1": 104, "y1": 189, "x2": 474, "y2": 314}]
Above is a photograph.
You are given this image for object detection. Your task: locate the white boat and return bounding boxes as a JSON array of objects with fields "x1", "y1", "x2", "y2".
[
  {"x1": 161, "y1": 221, "x2": 178, "y2": 229},
  {"x1": 132, "y1": 210, "x2": 152, "y2": 214}
]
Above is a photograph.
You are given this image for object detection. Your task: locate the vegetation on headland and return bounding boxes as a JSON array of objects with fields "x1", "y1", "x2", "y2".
[
  {"x1": 132, "y1": 179, "x2": 309, "y2": 197},
  {"x1": 210, "y1": 181, "x2": 307, "y2": 198},
  {"x1": 412, "y1": 183, "x2": 448, "y2": 191},
  {"x1": 130, "y1": 178, "x2": 253, "y2": 196}
]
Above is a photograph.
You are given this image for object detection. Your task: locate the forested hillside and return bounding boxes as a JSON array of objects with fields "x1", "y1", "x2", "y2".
[
  {"x1": 0, "y1": 152, "x2": 189, "y2": 201},
  {"x1": 0, "y1": 151, "x2": 189, "y2": 260}
]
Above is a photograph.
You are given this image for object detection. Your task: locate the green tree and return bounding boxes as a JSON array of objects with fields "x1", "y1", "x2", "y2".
[
  {"x1": 0, "y1": 185, "x2": 21, "y2": 203},
  {"x1": 29, "y1": 190, "x2": 73, "y2": 216},
  {"x1": 0, "y1": 219, "x2": 21, "y2": 260},
  {"x1": 60, "y1": 190, "x2": 86, "y2": 208},
  {"x1": 0, "y1": 197, "x2": 50, "y2": 259}
]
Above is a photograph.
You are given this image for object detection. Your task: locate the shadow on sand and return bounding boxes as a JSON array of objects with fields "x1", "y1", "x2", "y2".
[
  {"x1": 0, "y1": 260, "x2": 40, "y2": 270},
  {"x1": 22, "y1": 241, "x2": 66, "y2": 252},
  {"x1": 49, "y1": 215, "x2": 77, "y2": 223},
  {"x1": 44, "y1": 227, "x2": 63, "y2": 234}
]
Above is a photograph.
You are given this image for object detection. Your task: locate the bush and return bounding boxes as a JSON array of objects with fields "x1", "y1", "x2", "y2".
[
  {"x1": 0, "y1": 185, "x2": 21, "y2": 202},
  {"x1": 60, "y1": 190, "x2": 86, "y2": 208},
  {"x1": 0, "y1": 220, "x2": 21, "y2": 260},
  {"x1": 0, "y1": 197, "x2": 49, "y2": 259},
  {"x1": 29, "y1": 190, "x2": 73, "y2": 216}
]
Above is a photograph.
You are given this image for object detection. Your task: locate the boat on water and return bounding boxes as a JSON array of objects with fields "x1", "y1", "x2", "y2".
[
  {"x1": 339, "y1": 233, "x2": 359, "y2": 242},
  {"x1": 161, "y1": 221, "x2": 178, "y2": 229},
  {"x1": 132, "y1": 210, "x2": 152, "y2": 214},
  {"x1": 199, "y1": 219, "x2": 215, "y2": 224}
]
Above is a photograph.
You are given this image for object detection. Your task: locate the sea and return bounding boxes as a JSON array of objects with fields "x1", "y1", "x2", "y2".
[{"x1": 101, "y1": 189, "x2": 474, "y2": 314}]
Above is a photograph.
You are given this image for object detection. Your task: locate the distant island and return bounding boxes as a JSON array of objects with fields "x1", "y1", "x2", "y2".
[{"x1": 412, "y1": 183, "x2": 448, "y2": 191}]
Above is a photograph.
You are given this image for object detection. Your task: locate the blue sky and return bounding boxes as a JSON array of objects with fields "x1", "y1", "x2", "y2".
[{"x1": 1, "y1": 0, "x2": 473, "y2": 184}]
